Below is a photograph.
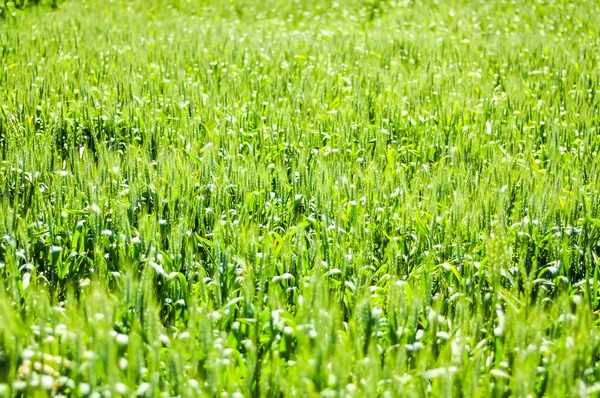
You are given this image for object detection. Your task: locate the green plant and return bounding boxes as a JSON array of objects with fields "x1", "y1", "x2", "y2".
[{"x1": 2, "y1": 0, "x2": 600, "y2": 396}]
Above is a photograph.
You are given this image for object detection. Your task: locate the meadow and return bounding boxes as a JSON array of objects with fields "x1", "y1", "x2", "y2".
[{"x1": 2, "y1": 0, "x2": 600, "y2": 396}]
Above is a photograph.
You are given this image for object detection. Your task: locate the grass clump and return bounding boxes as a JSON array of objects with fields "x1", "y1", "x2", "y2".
[{"x1": 2, "y1": 0, "x2": 600, "y2": 396}]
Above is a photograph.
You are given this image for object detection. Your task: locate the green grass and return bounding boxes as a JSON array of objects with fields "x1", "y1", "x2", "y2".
[{"x1": 2, "y1": 0, "x2": 600, "y2": 396}]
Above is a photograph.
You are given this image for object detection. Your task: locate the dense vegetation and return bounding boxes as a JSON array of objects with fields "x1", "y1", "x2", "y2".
[{"x1": 2, "y1": 0, "x2": 600, "y2": 396}]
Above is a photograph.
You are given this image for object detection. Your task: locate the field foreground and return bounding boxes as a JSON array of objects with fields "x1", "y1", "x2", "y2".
[{"x1": 2, "y1": 0, "x2": 600, "y2": 396}]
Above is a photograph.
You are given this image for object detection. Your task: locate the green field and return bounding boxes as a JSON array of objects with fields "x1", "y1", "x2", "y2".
[{"x1": 2, "y1": 0, "x2": 600, "y2": 396}]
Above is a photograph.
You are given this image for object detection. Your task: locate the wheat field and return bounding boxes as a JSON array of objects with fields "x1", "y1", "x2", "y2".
[{"x1": 2, "y1": 0, "x2": 600, "y2": 396}]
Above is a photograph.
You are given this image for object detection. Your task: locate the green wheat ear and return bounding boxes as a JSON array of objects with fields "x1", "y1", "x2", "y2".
[{"x1": 486, "y1": 220, "x2": 513, "y2": 290}]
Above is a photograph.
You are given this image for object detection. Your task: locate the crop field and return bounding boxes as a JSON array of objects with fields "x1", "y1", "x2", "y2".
[{"x1": 2, "y1": 0, "x2": 600, "y2": 396}]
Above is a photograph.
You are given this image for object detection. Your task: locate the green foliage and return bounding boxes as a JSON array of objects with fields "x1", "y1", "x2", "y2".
[
  {"x1": 2, "y1": 0, "x2": 600, "y2": 396},
  {"x1": 0, "y1": 0, "x2": 60, "y2": 19}
]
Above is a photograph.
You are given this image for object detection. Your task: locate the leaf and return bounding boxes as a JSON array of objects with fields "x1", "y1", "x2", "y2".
[
  {"x1": 194, "y1": 233, "x2": 215, "y2": 248},
  {"x1": 22, "y1": 273, "x2": 30, "y2": 290}
]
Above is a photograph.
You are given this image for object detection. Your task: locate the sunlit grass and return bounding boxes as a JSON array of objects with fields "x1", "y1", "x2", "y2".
[{"x1": 2, "y1": 0, "x2": 600, "y2": 396}]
